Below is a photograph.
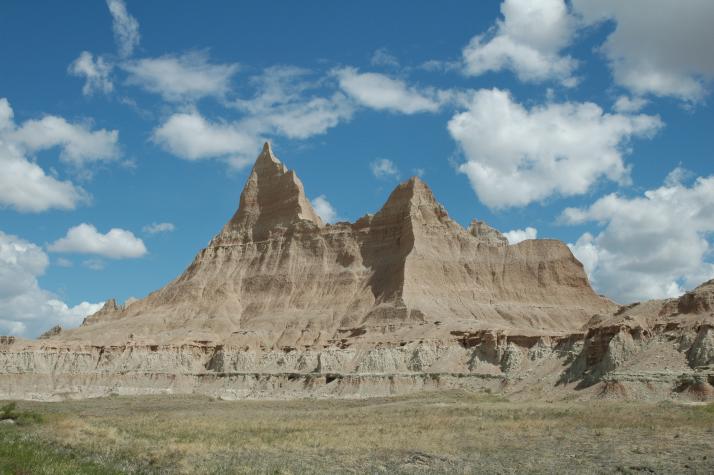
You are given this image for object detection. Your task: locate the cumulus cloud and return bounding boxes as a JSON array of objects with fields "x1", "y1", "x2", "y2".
[
  {"x1": 154, "y1": 67, "x2": 355, "y2": 167},
  {"x1": 0, "y1": 230, "x2": 103, "y2": 337},
  {"x1": 106, "y1": 0, "x2": 140, "y2": 58},
  {"x1": 48, "y1": 223, "x2": 147, "y2": 259},
  {"x1": 613, "y1": 95, "x2": 648, "y2": 113},
  {"x1": 254, "y1": 92, "x2": 353, "y2": 139},
  {"x1": 9, "y1": 115, "x2": 119, "y2": 168},
  {"x1": 573, "y1": 0, "x2": 714, "y2": 102},
  {"x1": 143, "y1": 222, "x2": 175, "y2": 234},
  {"x1": 68, "y1": 51, "x2": 113, "y2": 96},
  {"x1": 462, "y1": 0, "x2": 577, "y2": 85},
  {"x1": 0, "y1": 139, "x2": 88, "y2": 212},
  {"x1": 564, "y1": 171, "x2": 714, "y2": 303},
  {"x1": 234, "y1": 66, "x2": 354, "y2": 140},
  {"x1": 448, "y1": 88, "x2": 662, "y2": 209},
  {"x1": 124, "y1": 52, "x2": 238, "y2": 102},
  {"x1": 152, "y1": 111, "x2": 261, "y2": 167},
  {"x1": 335, "y1": 67, "x2": 443, "y2": 114},
  {"x1": 311, "y1": 195, "x2": 339, "y2": 223},
  {"x1": 0, "y1": 98, "x2": 107, "y2": 212},
  {"x1": 371, "y1": 158, "x2": 400, "y2": 180},
  {"x1": 504, "y1": 227, "x2": 538, "y2": 244},
  {"x1": 0, "y1": 98, "x2": 11, "y2": 130}
]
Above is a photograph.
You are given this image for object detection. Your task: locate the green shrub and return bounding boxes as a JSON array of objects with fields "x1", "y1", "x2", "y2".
[
  {"x1": 0, "y1": 402, "x2": 17, "y2": 420},
  {"x1": 0, "y1": 401, "x2": 44, "y2": 425}
]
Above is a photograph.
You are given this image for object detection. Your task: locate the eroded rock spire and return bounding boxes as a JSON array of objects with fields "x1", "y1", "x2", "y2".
[{"x1": 217, "y1": 142, "x2": 323, "y2": 242}]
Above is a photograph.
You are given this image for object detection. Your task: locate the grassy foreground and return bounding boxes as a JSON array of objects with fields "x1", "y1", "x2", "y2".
[{"x1": 1, "y1": 391, "x2": 713, "y2": 474}]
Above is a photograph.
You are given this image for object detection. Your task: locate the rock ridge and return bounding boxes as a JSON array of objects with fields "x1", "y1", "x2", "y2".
[
  {"x1": 61, "y1": 144, "x2": 610, "y2": 347},
  {"x1": 1, "y1": 144, "x2": 711, "y2": 401}
]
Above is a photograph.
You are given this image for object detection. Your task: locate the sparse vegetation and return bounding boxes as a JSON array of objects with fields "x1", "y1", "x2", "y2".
[
  {"x1": 1, "y1": 400, "x2": 43, "y2": 425},
  {"x1": 1, "y1": 391, "x2": 713, "y2": 473},
  {"x1": 0, "y1": 429, "x2": 122, "y2": 475},
  {"x1": 0, "y1": 401, "x2": 16, "y2": 420}
]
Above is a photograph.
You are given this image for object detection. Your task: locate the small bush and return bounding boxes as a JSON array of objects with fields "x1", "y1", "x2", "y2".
[
  {"x1": 0, "y1": 401, "x2": 43, "y2": 425},
  {"x1": 15, "y1": 411, "x2": 44, "y2": 426},
  {"x1": 0, "y1": 402, "x2": 17, "y2": 420}
]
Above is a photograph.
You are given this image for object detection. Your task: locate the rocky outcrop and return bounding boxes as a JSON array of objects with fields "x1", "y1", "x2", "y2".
[
  {"x1": 81, "y1": 299, "x2": 120, "y2": 326},
  {"x1": 468, "y1": 220, "x2": 508, "y2": 247},
  {"x1": 1, "y1": 144, "x2": 711, "y2": 401},
  {"x1": 558, "y1": 280, "x2": 714, "y2": 397},
  {"x1": 53, "y1": 144, "x2": 610, "y2": 348},
  {"x1": 38, "y1": 325, "x2": 62, "y2": 340},
  {"x1": 213, "y1": 142, "x2": 323, "y2": 244}
]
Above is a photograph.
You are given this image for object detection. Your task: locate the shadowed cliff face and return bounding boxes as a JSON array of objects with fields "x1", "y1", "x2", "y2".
[{"x1": 57, "y1": 144, "x2": 612, "y2": 347}]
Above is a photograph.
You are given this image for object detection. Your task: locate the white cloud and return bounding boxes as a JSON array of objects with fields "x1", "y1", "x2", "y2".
[
  {"x1": 0, "y1": 98, "x2": 12, "y2": 130},
  {"x1": 573, "y1": 0, "x2": 714, "y2": 101},
  {"x1": 233, "y1": 66, "x2": 312, "y2": 114},
  {"x1": 311, "y1": 195, "x2": 339, "y2": 223},
  {"x1": 152, "y1": 111, "x2": 261, "y2": 166},
  {"x1": 2, "y1": 97, "x2": 119, "y2": 168},
  {"x1": 68, "y1": 51, "x2": 113, "y2": 96},
  {"x1": 48, "y1": 223, "x2": 147, "y2": 259},
  {"x1": 335, "y1": 67, "x2": 442, "y2": 114},
  {"x1": 0, "y1": 230, "x2": 103, "y2": 338},
  {"x1": 106, "y1": 0, "x2": 140, "y2": 58},
  {"x1": 154, "y1": 67, "x2": 355, "y2": 167},
  {"x1": 503, "y1": 227, "x2": 538, "y2": 244},
  {"x1": 462, "y1": 0, "x2": 577, "y2": 85},
  {"x1": 0, "y1": 139, "x2": 88, "y2": 212},
  {"x1": 420, "y1": 59, "x2": 461, "y2": 73},
  {"x1": 256, "y1": 92, "x2": 354, "y2": 139},
  {"x1": 564, "y1": 172, "x2": 714, "y2": 303},
  {"x1": 235, "y1": 66, "x2": 354, "y2": 140},
  {"x1": 143, "y1": 222, "x2": 175, "y2": 234},
  {"x1": 124, "y1": 52, "x2": 238, "y2": 102},
  {"x1": 448, "y1": 88, "x2": 662, "y2": 209},
  {"x1": 0, "y1": 98, "x2": 95, "y2": 212},
  {"x1": 371, "y1": 158, "x2": 400, "y2": 180},
  {"x1": 9, "y1": 116, "x2": 119, "y2": 168},
  {"x1": 613, "y1": 95, "x2": 648, "y2": 113}
]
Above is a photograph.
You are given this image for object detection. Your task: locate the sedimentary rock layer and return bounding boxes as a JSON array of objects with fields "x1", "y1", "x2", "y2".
[{"x1": 1, "y1": 144, "x2": 712, "y2": 401}]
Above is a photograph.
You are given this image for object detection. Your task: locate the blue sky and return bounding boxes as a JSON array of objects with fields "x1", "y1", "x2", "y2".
[{"x1": 1, "y1": 0, "x2": 713, "y2": 337}]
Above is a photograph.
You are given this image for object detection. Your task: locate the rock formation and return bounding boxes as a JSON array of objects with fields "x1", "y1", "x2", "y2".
[{"x1": 0, "y1": 143, "x2": 712, "y2": 401}]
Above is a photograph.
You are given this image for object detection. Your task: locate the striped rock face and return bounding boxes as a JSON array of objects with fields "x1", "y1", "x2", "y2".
[
  {"x1": 56, "y1": 143, "x2": 612, "y2": 348},
  {"x1": 6, "y1": 145, "x2": 712, "y2": 402}
]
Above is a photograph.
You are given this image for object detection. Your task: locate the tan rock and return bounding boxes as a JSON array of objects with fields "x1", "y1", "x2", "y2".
[
  {"x1": 4, "y1": 144, "x2": 712, "y2": 401},
  {"x1": 467, "y1": 219, "x2": 508, "y2": 247},
  {"x1": 58, "y1": 145, "x2": 611, "y2": 347}
]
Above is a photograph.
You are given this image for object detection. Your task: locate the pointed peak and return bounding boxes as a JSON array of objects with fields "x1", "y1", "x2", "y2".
[
  {"x1": 254, "y1": 141, "x2": 285, "y2": 173},
  {"x1": 376, "y1": 176, "x2": 443, "y2": 219},
  {"x1": 217, "y1": 145, "x2": 323, "y2": 242},
  {"x1": 396, "y1": 175, "x2": 436, "y2": 201},
  {"x1": 400, "y1": 175, "x2": 426, "y2": 190}
]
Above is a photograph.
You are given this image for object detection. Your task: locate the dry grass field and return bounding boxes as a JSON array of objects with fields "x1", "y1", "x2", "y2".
[{"x1": 1, "y1": 390, "x2": 714, "y2": 474}]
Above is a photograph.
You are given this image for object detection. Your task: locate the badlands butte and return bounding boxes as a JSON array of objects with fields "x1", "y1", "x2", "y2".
[{"x1": 1, "y1": 143, "x2": 713, "y2": 402}]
